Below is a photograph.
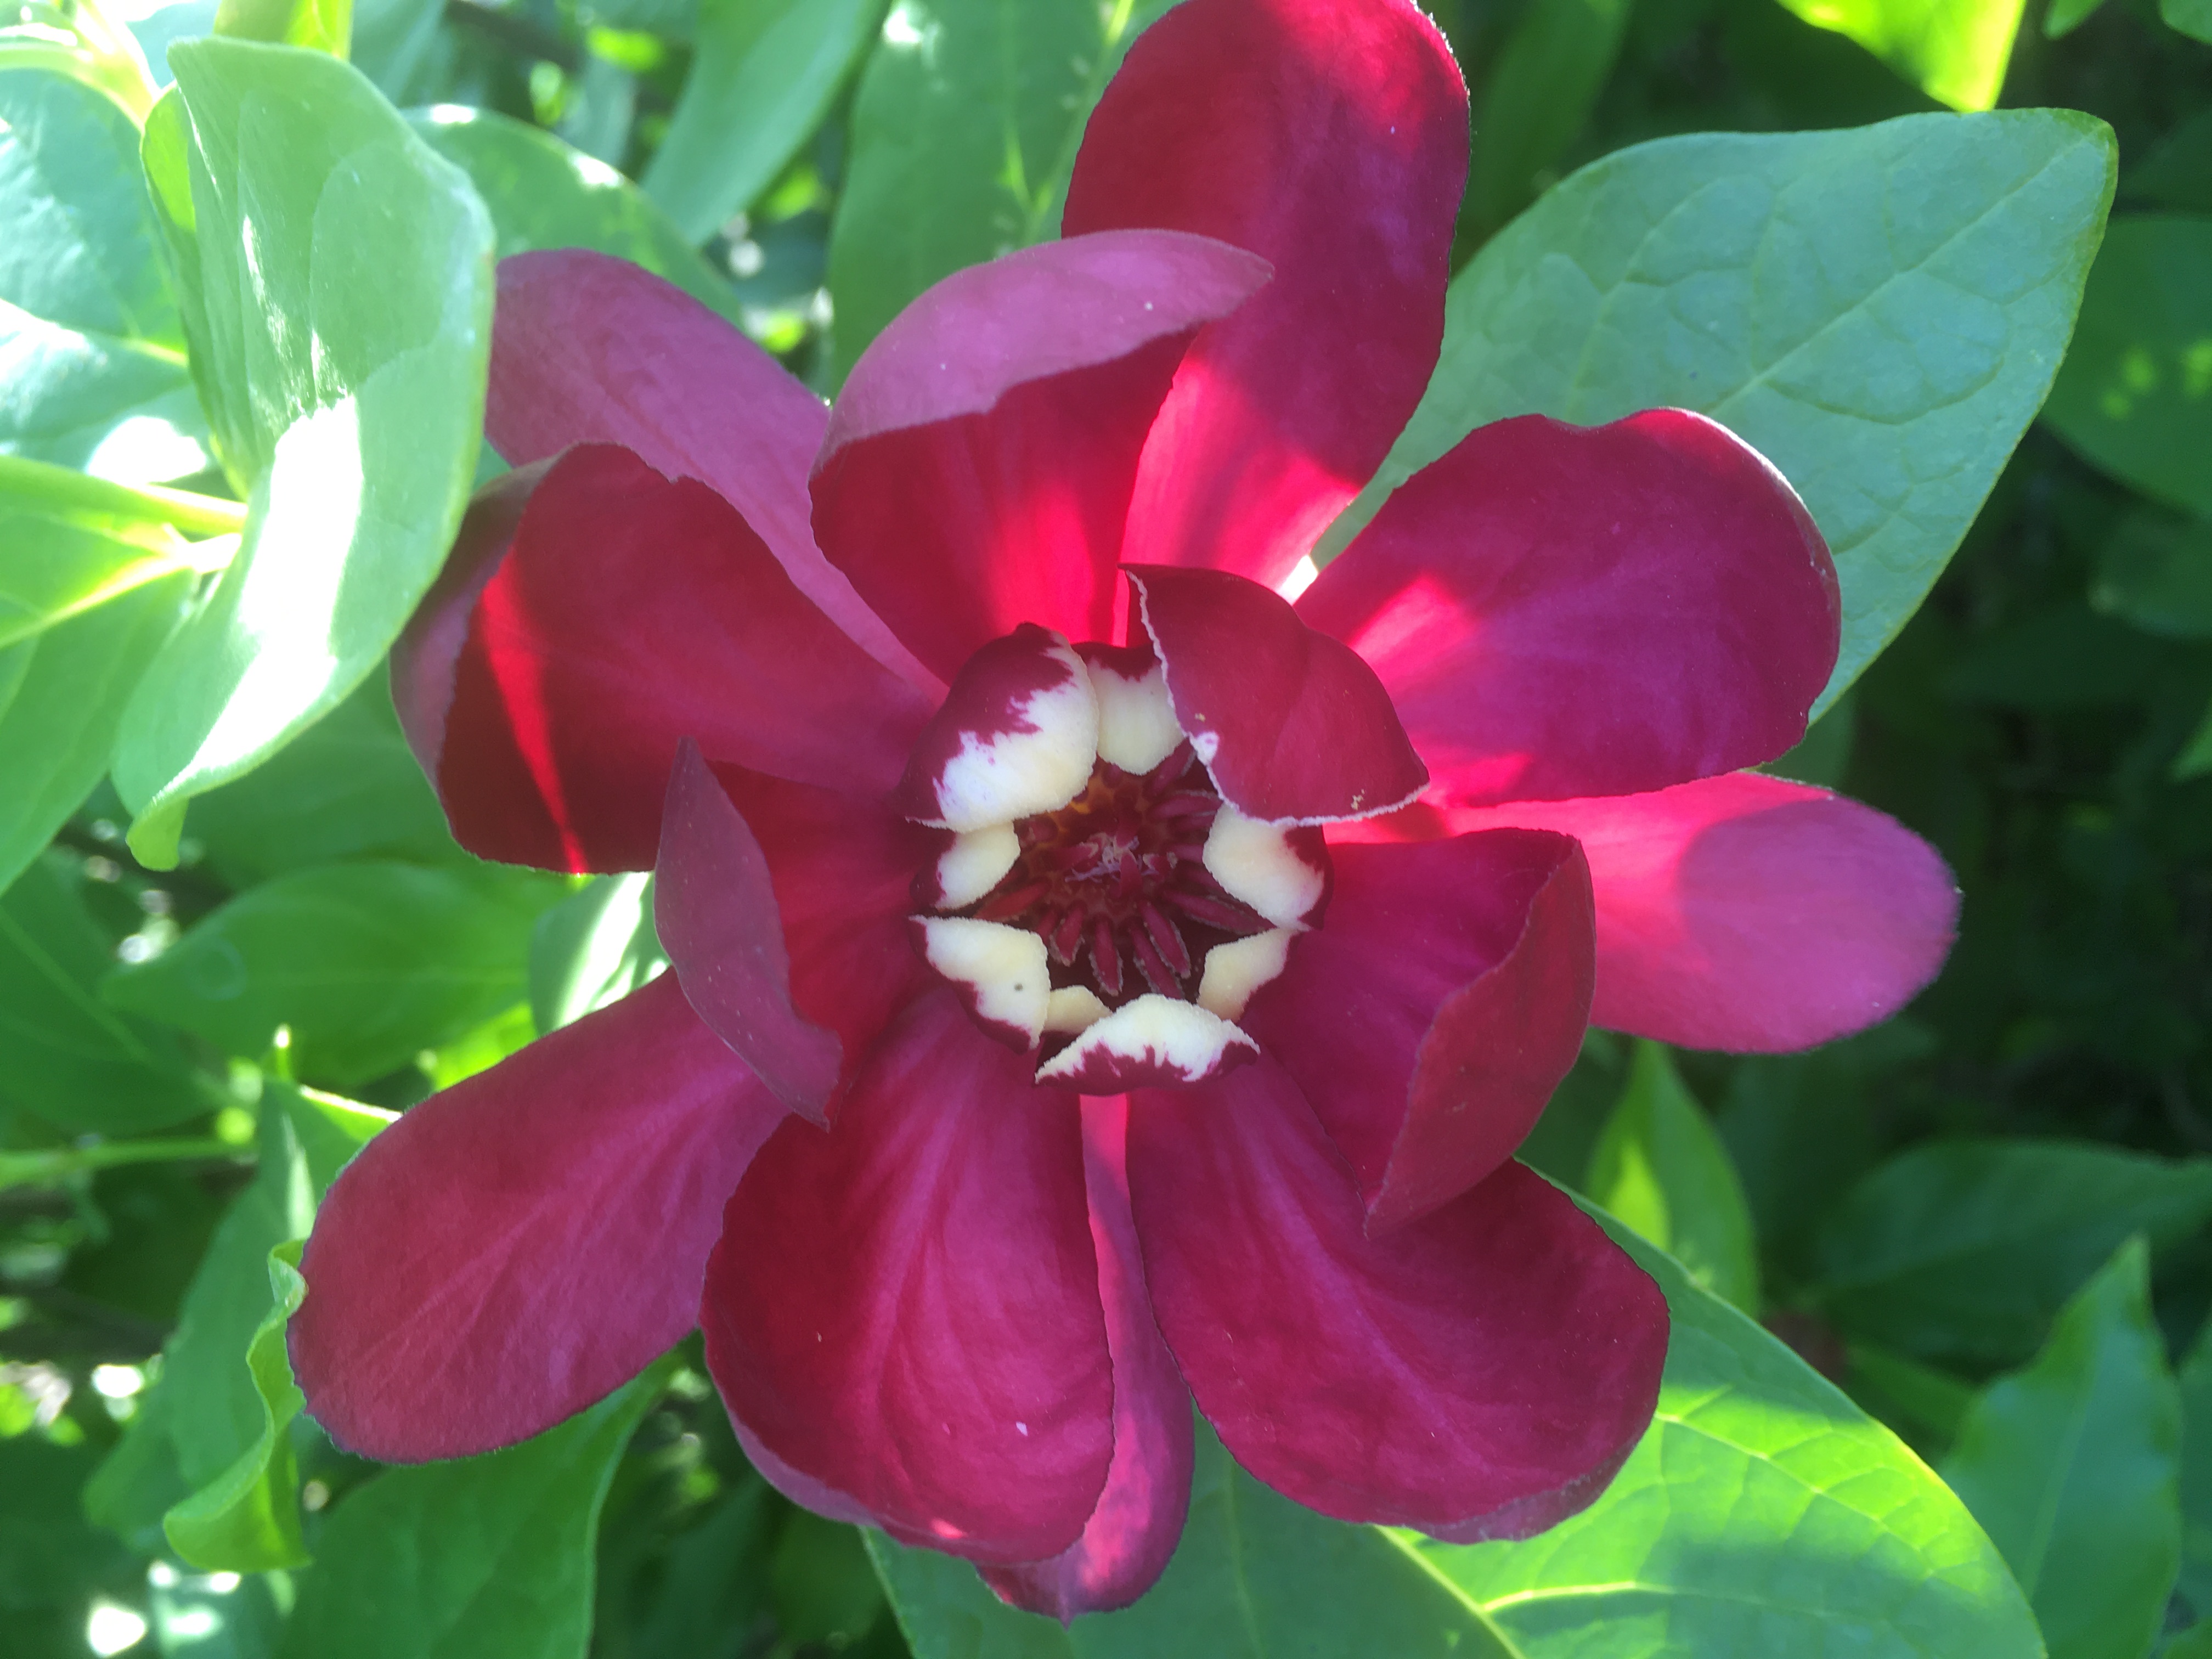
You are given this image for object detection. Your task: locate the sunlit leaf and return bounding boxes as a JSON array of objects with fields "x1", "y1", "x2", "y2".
[
  {"x1": 1325, "y1": 109, "x2": 2116, "y2": 716},
  {"x1": 1939, "y1": 1237, "x2": 2180, "y2": 1659},
  {"x1": 529, "y1": 871, "x2": 665, "y2": 1036},
  {"x1": 212, "y1": 0, "x2": 351, "y2": 55},
  {"x1": 111, "y1": 40, "x2": 494, "y2": 867},
  {"x1": 1770, "y1": 0, "x2": 2024, "y2": 111}
]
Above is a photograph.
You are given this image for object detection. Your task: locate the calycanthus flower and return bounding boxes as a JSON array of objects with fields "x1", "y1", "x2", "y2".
[{"x1": 289, "y1": 0, "x2": 1959, "y2": 1618}]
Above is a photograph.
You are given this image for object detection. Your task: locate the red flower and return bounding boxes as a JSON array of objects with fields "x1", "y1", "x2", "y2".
[{"x1": 291, "y1": 0, "x2": 1957, "y2": 1618}]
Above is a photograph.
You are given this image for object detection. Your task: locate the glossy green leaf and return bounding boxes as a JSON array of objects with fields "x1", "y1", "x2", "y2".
[
  {"x1": 0, "y1": 469, "x2": 208, "y2": 652},
  {"x1": 2042, "y1": 214, "x2": 2212, "y2": 518},
  {"x1": 1812, "y1": 1139, "x2": 2212, "y2": 1366},
  {"x1": 826, "y1": 0, "x2": 1175, "y2": 382},
  {"x1": 1410, "y1": 1200, "x2": 2040, "y2": 1659},
  {"x1": 1464, "y1": 0, "x2": 1630, "y2": 240},
  {"x1": 870, "y1": 1421, "x2": 1516, "y2": 1658},
  {"x1": 1585, "y1": 1041, "x2": 1761, "y2": 1311},
  {"x1": 2164, "y1": 0, "x2": 2212, "y2": 43},
  {"x1": 1770, "y1": 0, "x2": 2024, "y2": 110},
  {"x1": 1323, "y1": 109, "x2": 2115, "y2": 717},
  {"x1": 0, "y1": 64, "x2": 211, "y2": 483},
  {"x1": 0, "y1": 850, "x2": 205, "y2": 1133},
  {"x1": 642, "y1": 0, "x2": 877, "y2": 244},
  {"x1": 112, "y1": 39, "x2": 494, "y2": 867},
  {"x1": 162, "y1": 1086, "x2": 386, "y2": 1571},
  {"x1": 2090, "y1": 507, "x2": 2212, "y2": 639},
  {"x1": 1939, "y1": 1237, "x2": 2180, "y2": 1659},
  {"x1": 0, "y1": 569, "x2": 190, "y2": 900},
  {"x1": 103, "y1": 860, "x2": 561, "y2": 1085},
  {"x1": 213, "y1": 0, "x2": 351, "y2": 55},
  {"x1": 409, "y1": 105, "x2": 747, "y2": 328},
  {"x1": 2177, "y1": 1314, "x2": 2212, "y2": 1620},
  {"x1": 277, "y1": 1359, "x2": 675, "y2": 1659},
  {"x1": 186, "y1": 668, "x2": 461, "y2": 886},
  {"x1": 529, "y1": 872, "x2": 665, "y2": 1036}
]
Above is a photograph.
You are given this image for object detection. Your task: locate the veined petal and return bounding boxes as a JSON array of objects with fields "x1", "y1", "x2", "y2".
[
  {"x1": 890, "y1": 625, "x2": 1099, "y2": 832},
  {"x1": 1065, "y1": 0, "x2": 1466, "y2": 589},
  {"x1": 983, "y1": 1096, "x2": 1194, "y2": 1618},
  {"x1": 291, "y1": 975, "x2": 783, "y2": 1462},
  {"x1": 1243, "y1": 833, "x2": 1594, "y2": 1231},
  {"x1": 1375, "y1": 772, "x2": 1960, "y2": 1052},
  {"x1": 812, "y1": 231, "x2": 1271, "y2": 682},
  {"x1": 702, "y1": 992, "x2": 1112, "y2": 1565},
  {"x1": 657, "y1": 742, "x2": 939, "y2": 1123},
  {"x1": 1128, "y1": 566, "x2": 1426, "y2": 823},
  {"x1": 487, "y1": 250, "x2": 933, "y2": 692},
  {"x1": 394, "y1": 443, "x2": 933, "y2": 872},
  {"x1": 1300, "y1": 411, "x2": 1839, "y2": 805},
  {"x1": 1127, "y1": 1060, "x2": 1665, "y2": 1539}
]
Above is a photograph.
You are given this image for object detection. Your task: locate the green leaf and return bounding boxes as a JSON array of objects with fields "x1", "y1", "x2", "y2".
[
  {"x1": 2042, "y1": 0, "x2": 2107, "y2": 38},
  {"x1": 1585, "y1": 1040, "x2": 1760, "y2": 1311},
  {"x1": 0, "y1": 850, "x2": 204, "y2": 1133},
  {"x1": 1769, "y1": 0, "x2": 2024, "y2": 111},
  {"x1": 1939, "y1": 1237, "x2": 2181, "y2": 1659},
  {"x1": 1463, "y1": 0, "x2": 1630, "y2": 241},
  {"x1": 408, "y1": 105, "x2": 747, "y2": 328},
  {"x1": 869, "y1": 1420, "x2": 1515, "y2": 1658},
  {"x1": 2041, "y1": 213, "x2": 2212, "y2": 519},
  {"x1": 2169, "y1": 1625, "x2": 2212, "y2": 1659},
  {"x1": 213, "y1": 0, "x2": 352, "y2": 55},
  {"x1": 2164, "y1": 0, "x2": 2212, "y2": 43},
  {"x1": 642, "y1": 0, "x2": 878, "y2": 244},
  {"x1": 529, "y1": 872, "x2": 665, "y2": 1036},
  {"x1": 0, "y1": 569, "x2": 190, "y2": 901},
  {"x1": 0, "y1": 64, "x2": 211, "y2": 483},
  {"x1": 1323, "y1": 109, "x2": 2116, "y2": 717},
  {"x1": 2176, "y1": 1315, "x2": 2212, "y2": 1619},
  {"x1": 111, "y1": 39, "x2": 494, "y2": 867},
  {"x1": 1412, "y1": 1198, "x2": 2042, "y2": 1659},
  {"x1": 277, "y1": 1358, "x2": 675, "y2": 1659},
  {"x1": 103, "y1": 860, "x2": 562, "y2": 1085},
  {"x1": 186, "y1": 667, "x2": 462, "y2": 886},
  {"x1": 2090, "y1": 507, "x2": 2212, "y2": 640},
  {"x1": 0, "y1": 467, "x2": 208, "y2": 652},
  {"x1": 2179, "y1": 695, "x2": 2212, "y2": 782},
  {"x1": 825, "y1": 0, "x2": 1175, "y2": 382},
  {"x1": 1812, "y1": 1139, "x2": 2212, "y2": 1366},
  {"x1": 0, "y1": 1436, "x2": 138, "y2": 1657}
]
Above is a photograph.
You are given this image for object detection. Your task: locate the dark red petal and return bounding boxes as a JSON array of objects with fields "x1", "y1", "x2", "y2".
[
  {"x1": 487, "y1": 250, "x2": 930, "y2": 689},
  {"x1": 657, "y1": 742, "x2": 939, "y2": 1125},
  {"x1": 811, "y1": 230, "x2": 1271, "y2": 683},
  {"x1": 1126, "y1": 1060, "x2": 1665, "y2": 1539},
  {"x1": 1128, "y1": 565, "x2": 1426, "y2": 822},
  {"x1": 291, "y1": 975, "x2": 782, "y2": 1462},
  {"x1": 393, "y1": 443, "x2": 933, "y2": 872},
  {"x1": 981, "y1": 1096, "x2": 1194, "y2": 1618},
  {"x1": 1300, "y1": 411, "x2": 1841, "y2": 805},
  {"x1": 1064, "y1": 0, "x2": 1466, "y2": 589},
  {"x1": 701, "y1": 991, "x2": 1112, "y2": 1564},
  {"x1": 1385, "y1": 772, "x2": 1960, "y2": 1052},
  {"x1": 1243, "y1": 832, "x2": 1593, "y2": 1232}
]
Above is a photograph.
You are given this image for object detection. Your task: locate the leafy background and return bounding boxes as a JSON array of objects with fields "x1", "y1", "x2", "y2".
[{"x1": 0, "y1": 0, "x2": 2207, "y2": 1656}]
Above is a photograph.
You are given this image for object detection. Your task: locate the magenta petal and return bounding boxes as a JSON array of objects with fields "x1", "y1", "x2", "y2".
[
  {"x1": 1300, "y1": 410, "x2": 1841, "y2": 805},
  {"x1": 811, "y1": 230, "x2": 1271, "y2": 683},
  {"x1": 657, "y1": 742, "x2": 938, "y2": 1124},
  {"x1": 701, "y1": 991, "x2": 1113, "y2": 1564},
  {"x1": 394, "y1": 443, "x2": 933, "y2": 872},
  {"x1": 291, "y1": 975, "x2": 782, "y2": 1461},
  {"x1": 1244, "y1": 832, "x2": 1594, "y2": 1232},
  {"x1": 1127, "y1": 1060, "x2": 1665, "y2": 1538},
  {"x1": 981, "y1": 1096, "x2": 1195, "y2": 1619},
  {"x1": 1446, "y1": 772, "x2": 1960, "y2": 1051},
  {"x1": 1064, "y1": 0, "x2": 1466, "y2": 590},
  {"x1": 1128, "y1": 565, "x2": 1427, "y2": 822},
  {"x1": 487, "y1": 250, "x2": 929, "y2": 690}
]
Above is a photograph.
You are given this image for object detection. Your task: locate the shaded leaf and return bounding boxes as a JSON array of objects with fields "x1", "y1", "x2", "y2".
[
  {"x1": 1463, "y1": 0, "x2": 1630, "y2": 240},
  {"x1": 2176, "y1": 1314, "x2": 2212, "y2": 1619},
  {"x1": 2090, "y1": 507, "x2": 2212, "y2": 640}
]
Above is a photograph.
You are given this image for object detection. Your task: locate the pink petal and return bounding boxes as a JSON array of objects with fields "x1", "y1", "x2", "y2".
[
  {"x1": 981, "y1": 1096, "x2": 1194, "y2": 1618},
  {"x1": 1063, "y1": 0, "x2": 1466, "y2": 589},
  {"x1": 1386, "y1": 772, "x2": 1960, "y2": 1052},
  {"x1": 1299, "y1": 411, "x2": 1839, "y2": 805},
  {"x1": 1127, "y1": 565, "x2": 1427, "y2": 822},
  {"x1": 1126, "y1": 1059, "x2": 1665, "y2": 1539},
  {"x1": 487, "y1": 250, "x2": 932, "y2": 691},
  {"x1": 393, "y1": 443, "x2": 932, "y2": 872},
  {"x1": 811, "y1": 230, "x2": 1271, "y2": 682},
  {"x1": 656, "y1": 741, "x2": 939, "y2": 1125},
  {"x1": 1243, "y1": 832, "x2": 1593, "y2": 1232},
  {"x1": 291, "y1": 975, "x2": 782, "y2": 1462},
  {"x1": 701, "y1": 991, "x2": 1113, "y2": 1564}
]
